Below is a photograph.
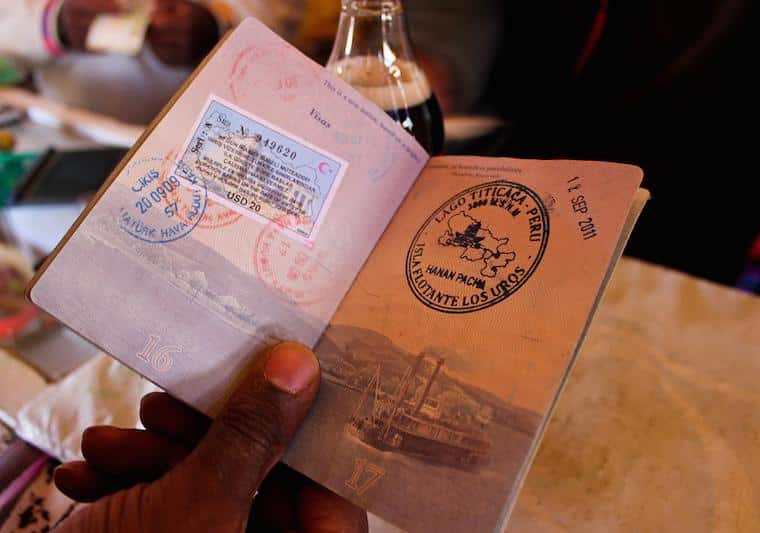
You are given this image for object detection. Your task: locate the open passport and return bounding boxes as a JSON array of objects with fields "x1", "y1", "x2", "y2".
[{"x1": 28, "y1": 18, "x2": 649, "y2": 533}]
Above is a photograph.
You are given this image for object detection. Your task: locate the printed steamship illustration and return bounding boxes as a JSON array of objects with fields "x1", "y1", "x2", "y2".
[{"x1": 316, "y1": 326, "x2": 542, "y2": 469}]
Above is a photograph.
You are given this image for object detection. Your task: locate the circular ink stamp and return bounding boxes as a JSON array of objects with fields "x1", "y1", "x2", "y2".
[
  {"x1": 406, "y1": 180, "x2": 549, "y2": 313},
  {"x1": 160, "y1": 145, "x2": 240, "y2": 231},
  {"x1": 229, "y1": 45, "x2": 321, "y2": 105},
  {"x1": 253, "y1": 214, "x2": 335, "y2": 305},
  {"x1": 165, "y1": 189, "x2": 242, "y2": 230},
  {"x1": 118, "y1": 156, "x2": 208, "y2": 243}
]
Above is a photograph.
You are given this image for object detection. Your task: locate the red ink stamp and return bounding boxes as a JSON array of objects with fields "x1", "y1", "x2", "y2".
[
  {"x1": 228, "y1": 44, "x2": 321, "y2": 105},
  {"x1": 161, "y1": 148, "x2": 242, "y2": 230},
  {"x1": 253, "y1": 214, "x2": 335, "y2": 305}
]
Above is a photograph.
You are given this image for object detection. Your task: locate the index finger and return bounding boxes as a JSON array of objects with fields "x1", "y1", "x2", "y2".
[{"x1": 139, "y1": 392, "x2": 211, "y2": 444}]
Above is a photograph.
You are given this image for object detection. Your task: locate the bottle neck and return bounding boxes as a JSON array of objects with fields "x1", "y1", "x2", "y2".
[
  {"x1": 341, "y1": 0, "x2": 403, "y2": 10},
  {"x1": 327, "y1": 0, "x2": 416, "y2": 69}
]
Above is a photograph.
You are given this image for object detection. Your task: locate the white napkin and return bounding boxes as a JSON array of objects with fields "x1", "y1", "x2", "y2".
[
  {"x1": 0, "y1": 349, "x2": 47, "y2": 430},
  {"x1": 13, "y1": 354, "x2": 160, "y2": 462}
]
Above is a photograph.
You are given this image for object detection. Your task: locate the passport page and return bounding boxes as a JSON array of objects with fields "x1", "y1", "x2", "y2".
[
  {"x1": 29, "y1": 17, "x2": 428, "y2": 414},
  {"x1": 284, "y1": 156, "x2": 644, "y2": 533}
]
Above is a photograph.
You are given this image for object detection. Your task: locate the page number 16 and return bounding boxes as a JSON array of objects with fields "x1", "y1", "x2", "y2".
[{"x1": 136, "y1": 335, "x2": 179, "y2": 372}]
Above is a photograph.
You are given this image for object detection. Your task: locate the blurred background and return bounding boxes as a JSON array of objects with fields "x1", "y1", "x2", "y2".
[
  {"x1": 0, "y1": 2, "x2": 758, "y2": 531},
  {"x1": 0, "y1": 0, "x2": 756, "y2": 291},
  {"x1": 0, "y1": 0, "x2": 760, "y2": 291}
]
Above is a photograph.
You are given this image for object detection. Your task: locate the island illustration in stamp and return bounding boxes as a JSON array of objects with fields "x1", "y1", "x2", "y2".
[{"x1": 29, "y1": 17, "x2": 649, "y2": 533}]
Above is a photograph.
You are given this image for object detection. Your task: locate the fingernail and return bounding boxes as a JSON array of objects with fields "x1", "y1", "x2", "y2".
[
  {"x1": 264, "y1": 342, "x2": 319, "y2": 395},
  {"x1": 54, "y1": 464, "x2": 74, "y2": 484}
]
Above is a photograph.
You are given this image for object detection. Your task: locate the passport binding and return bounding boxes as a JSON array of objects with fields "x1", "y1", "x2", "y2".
[{"x1": 28, "y1": 17, "x2": 649, "y2": 533}]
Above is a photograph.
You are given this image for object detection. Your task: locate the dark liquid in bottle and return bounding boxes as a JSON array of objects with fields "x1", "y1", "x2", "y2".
[
  {"x1": 385, "y1": 94, "x2": 444, "y2": 156},
  {"x1": 329, "y1": 57, "x2": 445, "y2": 155}
]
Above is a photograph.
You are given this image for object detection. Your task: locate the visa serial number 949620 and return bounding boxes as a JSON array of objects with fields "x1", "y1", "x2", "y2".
[{"x1": 238, "y1": 131, "x2": 298, "y2": 160}]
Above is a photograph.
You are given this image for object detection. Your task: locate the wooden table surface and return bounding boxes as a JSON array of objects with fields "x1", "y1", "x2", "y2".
[
  {"x1": 370, "y1": 258, "x2": 759, "y2": 532},
  {"x1": 507, "y1": 258, "x2": 759, "y2": 532}
]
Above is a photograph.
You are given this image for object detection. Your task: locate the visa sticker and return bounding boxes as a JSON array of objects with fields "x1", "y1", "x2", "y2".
[{"x1": 173, "y1": 95, "x2": 347, "y2": 242}]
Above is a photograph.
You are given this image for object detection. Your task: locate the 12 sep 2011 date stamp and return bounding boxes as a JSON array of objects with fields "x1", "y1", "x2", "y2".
[{"x1": 567, "y1": 176, "x2": 598, "y2": 241}]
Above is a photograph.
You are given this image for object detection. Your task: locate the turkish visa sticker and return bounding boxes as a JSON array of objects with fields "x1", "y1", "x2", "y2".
[{"x1": 172, "y1": 95, "x2": 348, "y2": 243}]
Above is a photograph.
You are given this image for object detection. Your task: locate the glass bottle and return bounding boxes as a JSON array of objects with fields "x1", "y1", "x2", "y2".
[{"x1": 326, "y1": 0, "x2": 444, "y2": 155}]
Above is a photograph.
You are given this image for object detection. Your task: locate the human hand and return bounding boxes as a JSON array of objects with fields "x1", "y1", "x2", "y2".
[
  {"x1": 53, "y1": 342, "x2": 367, "y2": 532},
  {"x1": 147, "y1": 0, "x2": 219, "y2": 66},
  {"x1": 59, "y1": 0, "x2": 123, "y2": 51}
]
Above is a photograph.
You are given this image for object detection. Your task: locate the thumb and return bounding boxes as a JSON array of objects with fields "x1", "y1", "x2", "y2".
[{"x1": 159, "y1": 342, "x2": 320, "y2": 518}]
